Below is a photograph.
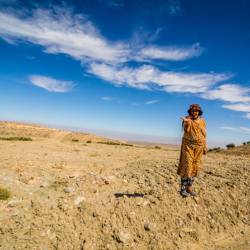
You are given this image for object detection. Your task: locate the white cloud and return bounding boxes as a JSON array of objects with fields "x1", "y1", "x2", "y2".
[
  {"x1": 222, "y1": 103, "x2": 250, "y2": 112},
  {"x1": 202, "y1": 84, "x2": 250, "y2": 103},
  {"x1": 145, "y1": 100, "x2": 159, "y2": 105},
  {"x1": 239, "y1": 127, "x2": 250, "y2": 134},
  {"x1": 0, "y1": 9, "x2": 128, "y2": 64},
  {"x1": 0, "y1": 8, "x2": 202, "y2": 64},
  {"x1": 220, "y1": 126, "x2": 238, "y2": 131},
  {"x1": 202, "y1": 85, "x2": 250, "y2": 119},
  {"x1": 220, "y1": 126, "x2": 250, "y2": 134},
  {"x1": 29, "y1": 75, "x2": 74, "y2": 92},
  {"x1": 138, "y1": 43, "x2": 202, "y2": 61},
  {"x1": 88, "y1": 63, "x2": 231, "y2": 93}
]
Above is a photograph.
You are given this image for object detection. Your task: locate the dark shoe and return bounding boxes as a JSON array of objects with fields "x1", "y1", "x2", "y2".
[
  {"x1": 187, "y1": 190, "x2": 197, "y2": 196},
  {"x1": 186, "y1": 185, "x2": 197, "y2": 196},
  {"x1": 180, "y1": 189, "x2": 190, "y2": 197}
]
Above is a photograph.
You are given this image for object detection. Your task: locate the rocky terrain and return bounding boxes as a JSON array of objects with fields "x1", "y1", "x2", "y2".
[{"x1": 0, "y1": 121, "x2": 249, "y2": 250}]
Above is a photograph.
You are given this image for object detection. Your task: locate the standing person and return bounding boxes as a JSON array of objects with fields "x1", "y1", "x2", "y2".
[{"x1": 177, "y1": 104, "x2": 207, "y2": 197}]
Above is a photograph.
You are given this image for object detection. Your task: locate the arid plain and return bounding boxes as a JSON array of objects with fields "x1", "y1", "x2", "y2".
[{"x1": 0, "y1": 121, "x2": 249, "y2": 250}]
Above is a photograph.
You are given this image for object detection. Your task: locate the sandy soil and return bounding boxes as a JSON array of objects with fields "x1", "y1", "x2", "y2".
[{"x1": 0, "y1": 121, "x2": 249, "y2": 250}]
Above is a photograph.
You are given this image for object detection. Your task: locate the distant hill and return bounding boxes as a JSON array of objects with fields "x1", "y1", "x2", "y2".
[{"x1": 0, "y1": 121, "x2": 113, "y2": 143}]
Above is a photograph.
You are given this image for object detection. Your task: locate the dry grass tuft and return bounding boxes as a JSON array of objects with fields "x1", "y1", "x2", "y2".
[{"x1": 0, "y1": 187, "x2": 11, "y2": 200}]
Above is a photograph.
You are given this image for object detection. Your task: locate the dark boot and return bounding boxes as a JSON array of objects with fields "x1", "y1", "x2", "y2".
[
  {"x1": 180, "y1": 178, "x2": 190, "y2": 197},
  {"x1": 186, "y1": 185, "x2": 197, "y2": 196}
]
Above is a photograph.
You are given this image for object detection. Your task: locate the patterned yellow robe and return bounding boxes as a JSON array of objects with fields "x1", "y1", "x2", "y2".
[{"x1": 177, "y1": 117, "x2": 207, "y2": 178}]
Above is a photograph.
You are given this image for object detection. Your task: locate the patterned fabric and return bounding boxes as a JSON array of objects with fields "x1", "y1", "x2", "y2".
[{"x1": 177, "y1": 117, "x2": 207, "y2": 178}]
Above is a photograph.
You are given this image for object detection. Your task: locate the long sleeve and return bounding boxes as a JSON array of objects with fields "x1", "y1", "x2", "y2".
[
  {"x1": 183, "y1": 116, "x2": 192, "y2": 133},
  {"x1": 184, "y1": 121, "x2": 191, "y2": 133}
]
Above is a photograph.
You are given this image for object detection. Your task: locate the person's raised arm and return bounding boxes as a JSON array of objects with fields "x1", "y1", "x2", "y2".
[{"x1": 180, "y1": 116, "x2": 191, "y2": 133}]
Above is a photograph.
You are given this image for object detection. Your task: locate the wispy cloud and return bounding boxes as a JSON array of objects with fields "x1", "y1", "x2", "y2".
[
  {"x1": 201, "y1": 84, "x2": 250, "y2": 103},
  {"x1": 101, "y1": 96, "x2": 115, "y2": 101},
  {"x1": 0, "y1": 8, "x2": 202, "y2": 65},
  {"x1": 29, "y1": 75, "x2": 75, "y2": 92},
  {"x1": 131, "y1": 102, "x2": 140, "y2": 106},
  {"x1": 138, "y1": 43, "x2": 202, "y2": 61},
  {"x1": 130, "y1": 27, "x2": 163, "y2": 48},
  {"x1": 220, "y1": 126, "x2": 250, "y2": 134},
  {"x1": 168, "y1": 0, "x2": 182, "y2": 16},
  {"x1": 220, "y1": 126, "x2": 238, "y2": 131},
  {"x1": 222, "y1": 103, "x2": 250, "y2": 112},
  {"x1": 0, "y1": 8, "x2": 128, "y2": 64},
  {"x1": 88, "y1": 63, "x2": 231, "y2": 93},
  {"x1": 160, "y1": 0, "x2": 182, "y2": 16},
  {"x1": 240, "y1": 127, "x2": 250, "y2": 133},
  {"x1": 145, "y1": 100, "x2": 159, "y2": 105},
  {"x1": 201, "y1": 84, "x2": 250, "y2": 119}
]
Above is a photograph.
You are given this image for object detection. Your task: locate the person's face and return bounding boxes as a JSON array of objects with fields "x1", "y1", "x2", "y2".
[{"x1": 191, "y1": 109, "x2": 199, "y2": 119}]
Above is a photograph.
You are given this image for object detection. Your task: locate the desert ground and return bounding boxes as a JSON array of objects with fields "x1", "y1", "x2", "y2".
[{"x1": 0, "y1": 121, "x2": 249, "y2": 250}]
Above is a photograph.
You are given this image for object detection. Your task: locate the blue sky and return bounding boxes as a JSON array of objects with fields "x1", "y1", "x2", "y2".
[{"x1": 0, "y1": 0, "x2": 250, "y2": 146}]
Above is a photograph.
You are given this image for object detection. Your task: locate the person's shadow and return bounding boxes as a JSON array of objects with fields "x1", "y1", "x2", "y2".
[{"x1": 114, "y1": 192, "x2": 144, "y2": 198}]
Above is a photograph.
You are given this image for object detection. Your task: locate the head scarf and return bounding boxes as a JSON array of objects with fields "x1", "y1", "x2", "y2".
[{"x1": 187, "y1": 104, "x2": 203, "y2": 116}]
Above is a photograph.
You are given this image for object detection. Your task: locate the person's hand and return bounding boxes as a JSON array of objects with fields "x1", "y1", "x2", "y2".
[{"x1": 180, "y1": 116, "x2": 191, "y2": 123}]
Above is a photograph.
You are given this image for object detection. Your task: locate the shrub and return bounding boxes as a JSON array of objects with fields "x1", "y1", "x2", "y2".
[
  {"x1": 72, "y1": 139, "x2": 79, "y2": 142},
  {"x1": 86, "y1": 140, "x2": 92, "y2": 143},
  {"x1": 208, "y1": 147, "x2": 221, "y2": 152},
  {"x1": 0, "y1": 136, "x2": 32, "y2": 141},
  {"x1": 154, "y1": 146, "x2": 162, "y2": 149},
  {"x1": 98, "y1": 141, "x2": 120, "y2": 145},
  {"x1": 242, "y1": 141, "x2": 250, "y2": 145},
  {"x1": 120, "y1": 143, "x2": 133, "y2": 147},
  {"x1": 226, "y1": 143, "x2": 235, "y2": 149},
  {"x1": 0, "y1": 187, "x2": 11, "y2": 200},
  {"x1": 97, "y1": 141, "x2": 133, "y2": 146}
]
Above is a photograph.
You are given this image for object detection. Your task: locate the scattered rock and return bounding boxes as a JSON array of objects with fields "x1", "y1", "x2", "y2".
[
  {"x1": 7, "y1": 199, "x2": 20, "y2": 208},
  {"x1": 179, "y1": 231, "x2": 185, "y2": 238},
  {"x1": 40, "y1": 181, "x2": 50, "y2": 188},
  {"x1": 181, "y1": 227, "x2": 195, "y2": 233},
  {"x1": 144, "y1": 223, "x2": 156, "y2": 231},
  {"x1": 114, "y1": 230, "x2": 130, "y2": 243},
  {"x1": 74, "y1": 196, "x2": 85, "y2": 206},
  {"x1": 92, "y1": 212, "x2": 98, "y2": 217},
  {"x1": 104, "y1": 179, "x2": 110, "y2": 185},
  {"x1": 64, "y1": 186, "x2": 74, "y2": 193},
  {"x1": 46, "y1": 228, "x2": 56, "y2": 240}
]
